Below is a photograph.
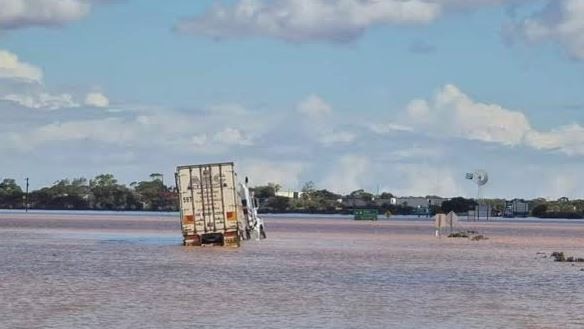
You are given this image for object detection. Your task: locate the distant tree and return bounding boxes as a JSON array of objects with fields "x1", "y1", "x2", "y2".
[
  {"x1": 264, "y1": 196, "x2": 290, "y2": 212},
  {"x1": 134, "y1": 179, "x2": 175, "y2": 211},
  {"x1": 312, "y1": 189, "x2": 341, "y2": 201},
  {"x1": 294, "y1": 182, "x2": 339, "y2": 212},
  {"x1": 31, "y1": 178, "x2": 90, "y2": 209},
  {"x1": 252, "y1": 183, "x2": 281, "y2": 199},
  {"x1": 441, "y1": 197, "x2": 477, "y2": 214},
  {"x1": 0, "y1": 178, "x2": 24, "y2": 209},
  {"x1": 531, "y1": 204, "x2": 548, "y2": 217},
  {"x1": 0, "y1": 179, "x2": 23, "y2": 194},
  {"x1": 483, "y1": 198, "x2": 507, "y2": 213},
  {"x1": 89, "y1": 174, "x2": 134, "y2": 210},
  {"x1": 349, "y1": 189, "x2": 374, "y2": 202},
  {"x1": 379, "y1": 192, "x2": 394, "y2": 199},
  {"x1": 301, "y1": 181, "x2": 315, "y2": 194},
  {"x1": 149, "y1": 173, "x2": 163, "y2": 183}
]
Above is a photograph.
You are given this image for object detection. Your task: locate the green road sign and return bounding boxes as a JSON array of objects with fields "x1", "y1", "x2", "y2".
[{"x1": 354, "y1": 209, "x2": 378, "y2": 221}]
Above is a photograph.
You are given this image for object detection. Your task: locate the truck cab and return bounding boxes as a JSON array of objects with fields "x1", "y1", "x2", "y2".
[{"x1": 239, "y1": 177, "x2": 266, "y2": 241}]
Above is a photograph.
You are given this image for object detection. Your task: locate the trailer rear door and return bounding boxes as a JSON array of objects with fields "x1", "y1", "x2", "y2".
[{"x1": 176, "y1": 163, "x2": 239, "y2": 236}]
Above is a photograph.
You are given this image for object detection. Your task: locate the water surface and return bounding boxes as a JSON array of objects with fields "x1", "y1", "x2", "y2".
[{"x1": 1, "y1": 212, "x2": 583, "y2": 329}]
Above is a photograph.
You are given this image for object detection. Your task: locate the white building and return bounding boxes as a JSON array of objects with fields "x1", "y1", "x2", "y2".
[{"x1": 275, "y1": 191, "x2": 303, "y2": 199}]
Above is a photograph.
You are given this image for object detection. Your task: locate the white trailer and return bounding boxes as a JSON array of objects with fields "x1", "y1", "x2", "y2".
[
  {"x1": 175, "y1": 162, "x2": 267, "y2": 247},
  {"x1": 175, "y1": 162, "x2": 242, "y2": 247}
]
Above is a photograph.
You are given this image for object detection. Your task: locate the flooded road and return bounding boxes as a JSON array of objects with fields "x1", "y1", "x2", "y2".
[{"x1": 1, "y1": 212, "x2": 583, "y2": 329}]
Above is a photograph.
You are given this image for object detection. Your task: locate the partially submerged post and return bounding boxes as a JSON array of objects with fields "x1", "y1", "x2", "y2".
[
  {"x1": 435, "y1": 212, "x2": 459, "y2": 238},
  {"x1": 24, "y1": 177, "x2": 29, "y2": 213},
  {"x1": 446, "y1": 211, "x2": 458, "y2": 234},
  {"x1": 434, "y1": 213, "x2": 446, "y2": 238}
]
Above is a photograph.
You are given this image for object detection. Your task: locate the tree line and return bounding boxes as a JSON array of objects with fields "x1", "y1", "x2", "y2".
[
  {"x1": 2, "y1": 176, "x2": 583, "y2": 218},
  {"x1": 0, "y1": 174, "x2": 177, "y2": 211},
  {"x1": 251, "y1": 182, "x2": 477, "y2": 215},
  {"x1": 252, "y1": 182, "x2": 584, "y2": 218}
]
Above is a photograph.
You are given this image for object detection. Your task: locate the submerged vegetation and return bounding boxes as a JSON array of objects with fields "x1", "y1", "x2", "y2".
[
  {"x1": 447, "y1": 231, "x2": 487, "y2": 241},
  {"x1": 550, "y1": 252, "x2": 584, "y2": 263}
]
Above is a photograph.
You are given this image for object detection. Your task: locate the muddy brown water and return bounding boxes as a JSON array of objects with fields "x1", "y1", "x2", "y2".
[{"x1": 1, "y1": 212, "x2": 583, "y2": 329}]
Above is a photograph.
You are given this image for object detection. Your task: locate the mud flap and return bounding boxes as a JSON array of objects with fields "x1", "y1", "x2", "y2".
[{"x1": 184, "y1": 235, "x2": 202, "y2": 246}]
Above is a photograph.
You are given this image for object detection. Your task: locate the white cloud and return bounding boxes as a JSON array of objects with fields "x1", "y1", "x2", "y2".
[
  {"x1": 508, "y1": 0, "x2": 584, "y2": 60},
  {"x1": 389, "y1": 146, "x2": 442, "y2": 161},
  {"x1": 0, "y1": 49, "x2": 111, "y2": 110},
  {"x1": 392, "y1": 164, "x2": 463, "y2": 197},
  {"x1": 370, "y1": 122, "x2": 413, "y2": 134},
  {"x1": 0, "y1": 0, "x2": 91, "y2": 29},
  {"x1": 4, "y1": 117, "x2": 139, "y2": 152},
  {"x1": 525, "y1": 124, "x2": 584, "y2": 156},
  {"x1": 405, "y1": 84, "x2": 584, "y2": 156},
  {"x1": 177, "y1": 0, "x2": 534, "y2": 43},
  {"x1": 407, "y1": 84, "x2": 532, "y2": 146},
  {"x1": 84, "y1": 92, "x2": 110, "y2": 108},
  {"x1": 295, "y1": 94, "x2": 359, "y2": 146},
  {"x1": 191, "y1": 134, "x2": 208, "y2": 147},
  {"x1": 34, "y1": 118, "x2": 135, "y2": 144},
  {"x1": 177, "y1": 0, "x2": 441, "y2": 43},
  {"x1": 437, "y1": 0, "x2": 527, "y2": 8},
  {"x1": 1, "y1": 92, "x2": 78, "y2": 110},
  {"x1": 297, "y1": 94, "x2": 332, "y2": 119},
  {"x1": 0, "y1": 50, "x2": 42, "y2": 82},
  {"x1": 213, "y1": 127, "x2": 254, "y2": 146},
  {"x1": 318, "y1": 130, "x2": 356, "y2": 145},
  {"x1": 321, "y1": 154, "x2": 370, "y2": 193},
  {"x1": 105, "y1": 103, "x2": 269, "y2": 155},
  {"x1": 4, "y1": 109, "x2": 233, "y2": 153}
]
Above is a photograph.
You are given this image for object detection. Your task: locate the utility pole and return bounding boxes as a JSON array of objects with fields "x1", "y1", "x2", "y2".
[{"x1": 25, "y1": 177, "x2": 29, "y2": 213}]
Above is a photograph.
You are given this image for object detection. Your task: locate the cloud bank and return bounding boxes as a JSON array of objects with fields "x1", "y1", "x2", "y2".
[
  {"x1": 177, "y1": 0, "x2": 442, "y2": 43},
  {"x1": 0, "y1": 49, "x2": 110, "y2": 111},
  {"x1": 404, "y1": 84, "x2": 584, "y2": 155},
  {"x1": 177, "y1": 0, "x2": 532, "y2": 43},
  {"x1": 0, "y1": 0, "x2": 91, "y2": 30},
  {"x1": 507, "y1": 0, "x2": 584, "y2": 60},
  {"x1": 0, "y1": 50, "x2": 42, "y2": 82}
]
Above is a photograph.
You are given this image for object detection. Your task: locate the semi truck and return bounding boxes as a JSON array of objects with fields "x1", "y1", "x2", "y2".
[{"x1": 175, "y1": 162, "x2": 266, "y2": 247}]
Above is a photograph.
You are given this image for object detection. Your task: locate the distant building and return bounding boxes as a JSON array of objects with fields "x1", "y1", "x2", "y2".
[
  {"x1": 395, "y1": 197, "x2": 447, "y2": 208},
  {"x1": 341, "y1": 197, "x2": 371, "y2": 208},
  {"x1": 275, "y1": 191, "x2": 303, "y2": 199},
  {"x1": 469, "y1": 205, "x2": 492, "y2": 221},
  {"x1": 340, "y1": 196, "x2": 446, "y2": 212},
  {"x1": 503, "y1": 199, "x2": 529, "y2": 217}
]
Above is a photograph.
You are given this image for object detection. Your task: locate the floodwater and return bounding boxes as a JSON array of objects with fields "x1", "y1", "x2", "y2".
[{"x1": 1, "y1": 212, "x2": 584, "y2": 329}]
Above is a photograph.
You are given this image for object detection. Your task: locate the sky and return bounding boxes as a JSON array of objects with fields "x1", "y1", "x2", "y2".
[{"x1": 1, "y1": 0, "x2": 584, "y2": 199}]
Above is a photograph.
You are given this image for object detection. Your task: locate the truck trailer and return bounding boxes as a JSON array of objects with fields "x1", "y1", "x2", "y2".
[{"x1": 175, "y1": 162, "x2": 266, "y2": 247}]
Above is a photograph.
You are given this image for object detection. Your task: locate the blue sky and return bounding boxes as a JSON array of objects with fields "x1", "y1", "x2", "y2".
[{"x1": 1, "y1": 0, "x2": 584, "y2": 199}]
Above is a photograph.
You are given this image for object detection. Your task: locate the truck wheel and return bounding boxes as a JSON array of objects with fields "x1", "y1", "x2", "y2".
[{"x1": 260, "y1": 225, "x2": 267, "y2": 239}]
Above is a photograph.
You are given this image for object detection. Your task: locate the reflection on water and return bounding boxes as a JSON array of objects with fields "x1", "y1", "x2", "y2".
[{"x1": 1, "y1": 214, "x2": 584, "y2": 329}]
